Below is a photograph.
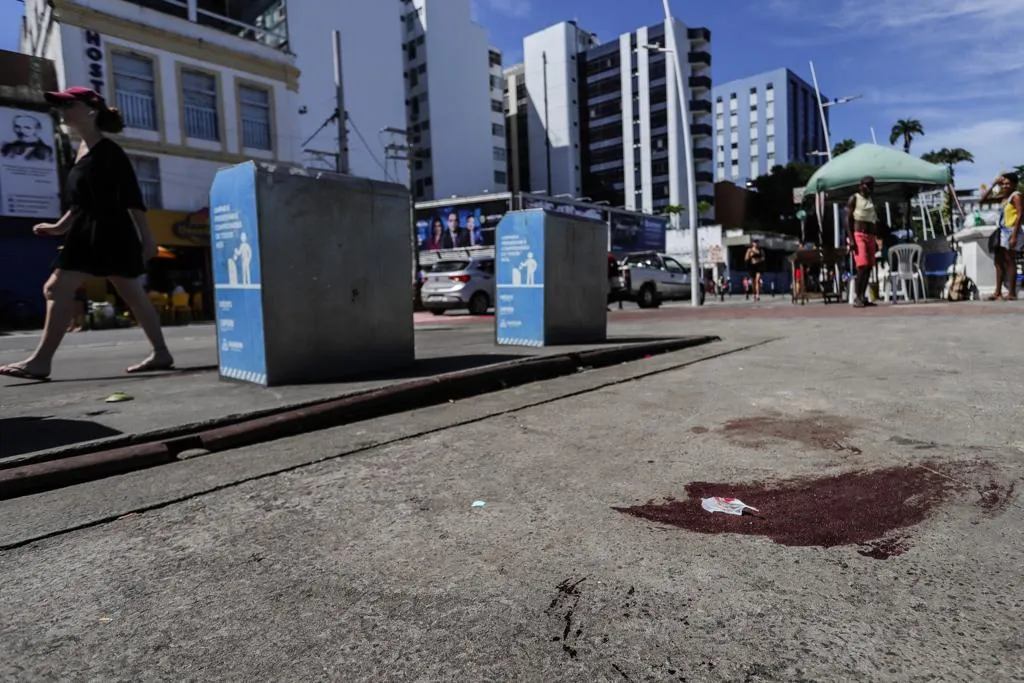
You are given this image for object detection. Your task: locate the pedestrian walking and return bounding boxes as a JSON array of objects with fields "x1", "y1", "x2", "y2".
[
  {"x1": 0, "y1": 86, "x2": 173, "y2": 382},
  {"x1": 979, "y1": 172, "x2": 1022, "y2": 300},
  {"x1": 744, "y1": 240, "x2": 765, "y2": 302},
  {"x1": 847, "y1": 176, "x2": 880, "y2": 308}
]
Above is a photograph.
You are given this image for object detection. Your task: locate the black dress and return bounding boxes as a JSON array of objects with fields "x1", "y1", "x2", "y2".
[{"x1": 54, "y1": 137, "x2": 147, "y2": 277}]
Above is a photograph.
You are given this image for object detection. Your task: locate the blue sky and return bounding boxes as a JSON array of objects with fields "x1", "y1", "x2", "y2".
[
  {"x1": 4, "y1": 0, "x2": 1018, "y2": 188},
  {"x1": 474, "y1": 0, "x2": 1021, "y2": 188}
]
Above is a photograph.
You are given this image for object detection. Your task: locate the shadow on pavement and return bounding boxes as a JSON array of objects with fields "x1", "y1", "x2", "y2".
[
  {"x1": 0, "y1": 365, "x2": 219, "y2": 386},
  {"x1": 0, "y1": 417, "x2": 123, "y2": 459}
]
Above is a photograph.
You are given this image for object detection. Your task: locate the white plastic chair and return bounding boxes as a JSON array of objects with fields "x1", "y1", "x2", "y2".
[{"x1": 884, "y1": 244, "x2": 926, "y2": 302}]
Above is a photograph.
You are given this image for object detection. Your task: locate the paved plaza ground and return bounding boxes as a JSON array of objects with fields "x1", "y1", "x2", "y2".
[{"x1": 1, "y1": 300, "x2": 1022, "y2": 681}]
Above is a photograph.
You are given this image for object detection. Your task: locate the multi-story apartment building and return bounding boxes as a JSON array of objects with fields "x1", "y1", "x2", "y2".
[
  {"x1": 400, "y1": 0, "x2": 508, "y2": 201},
  {"x1": 502, "y1": 63, "x2": 529, "y2": 195},
  {"x1": 287, "y1": 2, "x2": 407, "y2": 182},
  {"x1": 19, "y1": 0, "x2": 301, "y2": 213},
  {"x1": 712, "y1": 68, "x2": 828, "y2": 183},
  {"x1": 520, "y1": 20, "x2": 714, "y2": 221}
]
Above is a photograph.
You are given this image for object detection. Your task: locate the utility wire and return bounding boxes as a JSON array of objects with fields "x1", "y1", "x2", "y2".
[{"x1": 347, "y1": 114, "x2": 390, "y2": 180}]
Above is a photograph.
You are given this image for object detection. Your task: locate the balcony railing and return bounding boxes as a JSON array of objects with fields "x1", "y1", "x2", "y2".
[
  {"x1": 687, "y1": 27, "x2": 711, "y2": 43},
  {"x1": 689, "y1": 51, "x2": 711, "y2": 66},
  {"x1": 692, "y1": 123, "x2": 713, "y2": 137},
  {"x1": 125, "y1": 0, "x2": 289, "y2": 51},
  {"x1": 242, "y1": 117, "x2": 272, "y2": 150},
  {"x1": 693, "y1": 147, "x2": 713, "y2": 160},
  {"x1": 116, "y1": 90, "x2": 158, "y2": 131},
  {"x1": 689, "y1": 75, "x2": 712, "y2": 90},
  {"x1": 184, "y1": 104, "x2": 218, "y2": 141},
  {"x1": 689, "y1": 99, "x2": 712, "y2": 114}
]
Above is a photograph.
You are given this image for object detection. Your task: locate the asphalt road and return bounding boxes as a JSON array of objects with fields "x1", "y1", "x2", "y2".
[{"x1": 1, "y1": 307, "x2": 1022, "y2": 681}]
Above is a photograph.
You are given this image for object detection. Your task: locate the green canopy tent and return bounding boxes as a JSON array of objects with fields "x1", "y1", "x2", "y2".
[{"x1": 805, "y1": 143, "x2": 950, "y2": 202}]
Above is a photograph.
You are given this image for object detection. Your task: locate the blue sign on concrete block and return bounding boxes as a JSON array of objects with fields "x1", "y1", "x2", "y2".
[
  {"x1": 496, "y1": 211, "x2": 545, "y2": 346},
  {"x1": 209, "y1": 162, "x2": 267, "y2": 385}
]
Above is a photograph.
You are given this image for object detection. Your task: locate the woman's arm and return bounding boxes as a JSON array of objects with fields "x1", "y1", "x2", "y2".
[
  {"x1": 33, "y1": 210, "x2": 75, "y2": 236},
  {"x1": 978, "y1": 177, "x2": 1003, "y2": 204},
  {"x1": 130, "y1": 208, "x2": 157, "y2": 260}
]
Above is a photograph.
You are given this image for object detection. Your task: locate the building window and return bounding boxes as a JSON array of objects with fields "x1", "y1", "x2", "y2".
[
  {"x1": 494, "y1": 170, "x2": 507, "y2": 184},
  {"x1": 239, "y1": 84, "x2": 272, "y2": 150},
  {"x1": 181, "y1": 69, "x2": 219, "y2": 141},
  {"x1": 490, "y1": 75, "x2": 502, "y2": 89},
  {"x1": 409, "y1": 70, "x2": 418, "y2": 87},
  {"x1": 492, "y1": 123, "x2": 504, "y2": 137},
  {"x1": 750, "y1": 86, "x2": 757, "y2": 94},
  {"x1": 128, "y1": 154, "x2": 161, "y2": 209},
  {"x1": 490, "y1": 99, "x2": 503, "y2": 113},
  {"x1": 111, "y1": 52, "x2": 158, "y2": 131},
  {"x1": 493, "y1": 146, "x2": 506, "y2": 161}
]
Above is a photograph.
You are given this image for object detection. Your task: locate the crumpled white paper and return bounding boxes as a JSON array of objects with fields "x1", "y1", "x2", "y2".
[{"x1": 701, "y1": 497, "x2": 759, "y2": 516}]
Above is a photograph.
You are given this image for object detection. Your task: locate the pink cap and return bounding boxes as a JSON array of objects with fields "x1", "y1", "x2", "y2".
[{"x1": 44, "y1": 86, "x2": 106, "y2": 107}]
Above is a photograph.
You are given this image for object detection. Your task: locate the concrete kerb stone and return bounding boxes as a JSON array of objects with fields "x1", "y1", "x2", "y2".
[{"x1": 0, "y1": 336, "x2": 719, "y2": 499}]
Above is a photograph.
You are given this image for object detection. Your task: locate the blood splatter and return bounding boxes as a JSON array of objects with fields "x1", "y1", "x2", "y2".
[
  {"x1": 613, "y1": 465, "x2": 960, "y2": 559},
  {"x1": 718, "y1": 411, "x2": 862, "y2": 454}
]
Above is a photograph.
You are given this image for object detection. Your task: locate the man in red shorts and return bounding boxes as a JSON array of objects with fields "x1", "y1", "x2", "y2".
[{"x1": 847, "y1": 176, "x2": 880, "y2": 307}]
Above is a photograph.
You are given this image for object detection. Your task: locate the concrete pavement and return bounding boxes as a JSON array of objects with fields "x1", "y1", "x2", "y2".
[
  {"x1": 1, "y1": 319, "x2": 709, "y2": 464},
  {"x1": 1, "y1": 307, "x2": 1022, "y2": 680}
]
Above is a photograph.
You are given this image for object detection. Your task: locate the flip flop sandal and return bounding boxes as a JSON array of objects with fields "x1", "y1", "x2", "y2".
[
  {"x1": 124, "y1": 358, "x2": 175, "y2": 374},
  {"x1": 0, "y1": 365, "x2": 51, "y2": 382}
]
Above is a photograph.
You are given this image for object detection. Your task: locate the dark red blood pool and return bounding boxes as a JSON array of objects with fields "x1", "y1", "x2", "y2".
[{"x1": 614, "y1": 465, "x2": 960, "y2": 559}]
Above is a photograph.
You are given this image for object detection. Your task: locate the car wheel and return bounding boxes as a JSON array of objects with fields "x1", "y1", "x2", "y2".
[
  {"x1": 468, "y1": 292, "x2": 490, "y2": 316},
  {"x1": 637, "y1": 285, "x2": 656, "y2": 309},
  {"x1": 429, "y1": 309, "x2": 446, "y2": 316}
]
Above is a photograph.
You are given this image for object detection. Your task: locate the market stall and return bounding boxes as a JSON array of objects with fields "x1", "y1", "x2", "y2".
[{"x1": 802, "y1": 144, "x2": 952, "y2": 302}]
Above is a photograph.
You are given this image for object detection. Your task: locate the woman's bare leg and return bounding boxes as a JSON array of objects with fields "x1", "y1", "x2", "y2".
[
  {"x1": 990, "y1": 247, "x2": 1005, "y2": 300},
  {"x1": 109, "y1": 276, "x2": 174, "y2": 371},
  {"x1": 2, "y1": 270, "x2": 89, "y2": 377},
  {"x1": 1002, "y1": 250, "x2": 1018, "y2": 299}
]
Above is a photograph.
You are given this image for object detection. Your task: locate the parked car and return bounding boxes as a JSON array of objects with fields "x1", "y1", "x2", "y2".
[
  {"x1": 619, "y1": 252, "x2": 705, "y2": 307},
  {"x1": 420, "y1": 256, "x2": 495, "y2": 315}
]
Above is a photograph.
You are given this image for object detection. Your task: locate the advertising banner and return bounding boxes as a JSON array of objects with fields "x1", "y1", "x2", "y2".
[
  {"x1": 609, "y1": 212, "x2": 667, "y2": 253},
  {"x1": 415, "y1": 198, "x2": 510, "y2": 253},
  {"x1": 210, "y1": 162, "x2": 267, "y2": 385},
  {"x1": 0, "y1": 107, "x2": 60, "y2": 218}
]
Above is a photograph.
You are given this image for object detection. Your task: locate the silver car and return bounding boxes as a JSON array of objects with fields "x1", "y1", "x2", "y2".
[{"x1": 421, "y1": 256, "x2": 495, "y2": 315}]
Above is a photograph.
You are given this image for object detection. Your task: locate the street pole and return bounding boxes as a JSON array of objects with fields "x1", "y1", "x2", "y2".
[
  {"x1": 383, "y1": 131, "x2": 418, "y2": 283},
  {"x1": 332, "y1": 30, "x2": 349, "y2": 174},
  {"x1": 662, "y1": 0, "x2": 700, "y2": 307},
  {"x1": 809, "y1": 60, "x2": 839, "y2": 249}
]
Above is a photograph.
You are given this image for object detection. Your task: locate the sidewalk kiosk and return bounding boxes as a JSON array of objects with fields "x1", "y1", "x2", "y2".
[
  {"x1": 209, "y1": 162, "x2": 414, "y2": 386},
  {"x1": 494, "y1": 209, "x2": 607, "y2": 346}
]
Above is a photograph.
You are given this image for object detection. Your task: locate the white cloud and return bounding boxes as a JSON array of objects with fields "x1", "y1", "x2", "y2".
[
  {"x1": 478, "y1": 0, "x2": 531, "y2": 18},
  {"x1": 920, "y1": 119, "x2": 1024, "y2": 188}
]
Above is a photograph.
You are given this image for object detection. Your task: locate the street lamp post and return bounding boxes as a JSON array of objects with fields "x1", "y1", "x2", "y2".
[
  {"x1": 809, "y1": 60, "x2": 863, "y2": 249},
  {"x1": 641, "y1": 0, "x2": 699, "y2": 306}
]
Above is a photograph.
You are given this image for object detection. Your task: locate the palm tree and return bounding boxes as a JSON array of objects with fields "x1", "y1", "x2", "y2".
[
  {"x1": 889, "y1": 119, "x2": 924, "y2": 154},
  {"x1": 832, "y1": 139, "x2": 856, "y2": 157},
  {"x1": 922, "y1": 148, "x2": 974, "y2": 182}
]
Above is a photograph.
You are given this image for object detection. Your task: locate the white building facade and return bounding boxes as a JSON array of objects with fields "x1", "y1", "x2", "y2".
[
  {"x1": 19, "y1": 0, "x2": 301, "y2": 213},
  {"x1": 520, "y1": 19, "x2": 714, "y2": 221},
  {"x1": 522, "y1": 21, "x2": 598, "y2": 197},
  {"x1": 401, "y1": 0, "x2": 508, "y2": 201},
  {"x1": 286, "y1": 1, "x2": 407, "y2": 182}
]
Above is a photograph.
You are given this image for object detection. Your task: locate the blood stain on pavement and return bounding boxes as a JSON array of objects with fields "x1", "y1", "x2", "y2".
[
  {"x1": 718, "y1": 411, "x2": 862, "y2": 454},
  {"x1": 613, "y1": 464, "x2": 962, "y2": 559}
]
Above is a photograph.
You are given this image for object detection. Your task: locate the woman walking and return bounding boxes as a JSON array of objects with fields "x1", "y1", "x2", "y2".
[
  {"x1": 979, "y1": 172, "x2": 1022, "y2": 300},
  {"x1": 0, "y1": 86, "x2": 173, "y2": 381},
  {"x1": 744, "y1": 239, "x2": 765, "y2": 302},
  {"x1": 847, "y1": 176, "x2": 880, "y2": 308}
]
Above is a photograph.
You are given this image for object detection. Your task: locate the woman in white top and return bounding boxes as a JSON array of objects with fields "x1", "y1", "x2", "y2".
[{"x1": 846, "y1": 176, "x2": 879, "y2": 308}]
